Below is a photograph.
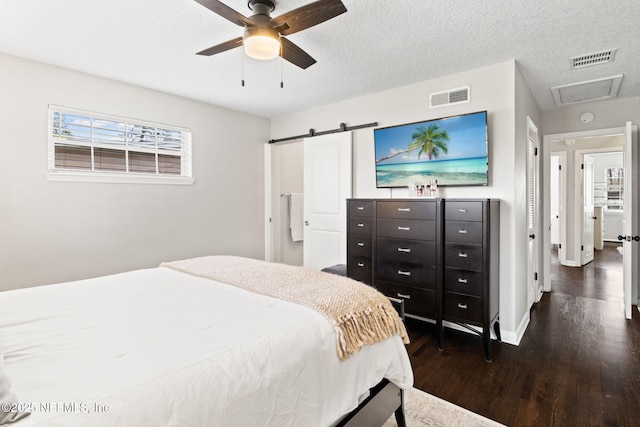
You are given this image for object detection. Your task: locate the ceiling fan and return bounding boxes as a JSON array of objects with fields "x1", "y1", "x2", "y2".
[{"x1": 194, "y1": 0, "x2": 347, "y2": 69}]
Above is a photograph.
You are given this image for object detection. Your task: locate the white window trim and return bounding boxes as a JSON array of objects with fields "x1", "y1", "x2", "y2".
[
  {"x1": 47, "y1": 105, "x2": 194, "y2": 185},
  {"x1": 45, "y1": 170, "x2": 195, "y2": 185}
]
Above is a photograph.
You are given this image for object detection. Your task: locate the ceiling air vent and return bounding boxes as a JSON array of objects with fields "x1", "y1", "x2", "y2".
[
  {"x1": 571, "y1": 49, "x2": 617, "y2": 69},
  {"x1": 430, "y1": 86, "x2": 470, "y2": 108},
  {"x1": 550, "y1": 75, "x2": 623, "y2": 106}
]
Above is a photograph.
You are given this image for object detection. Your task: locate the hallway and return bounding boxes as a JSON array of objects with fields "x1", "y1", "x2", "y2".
[{"x1": 551, "y1": 242, "x2": 624, "y2": 301}]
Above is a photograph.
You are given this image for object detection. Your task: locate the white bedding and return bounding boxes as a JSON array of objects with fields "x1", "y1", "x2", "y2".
[{"x1": 0, "y1": 266, "x2": 413, "y2": 426}]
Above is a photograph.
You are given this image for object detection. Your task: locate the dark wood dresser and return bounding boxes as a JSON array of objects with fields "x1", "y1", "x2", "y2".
[
  {"x1": 346, "y1": 200, "x2": 375, "y2": 284},
  {"x1": 346, "y1": 198, "x2": 500, "y2": 360},
  {"x1": 373, "y1": 199, "x2": 441, "y2": 320},
  {"x1": 441, "y1": 199, "x2": 500, "y2": 361}
]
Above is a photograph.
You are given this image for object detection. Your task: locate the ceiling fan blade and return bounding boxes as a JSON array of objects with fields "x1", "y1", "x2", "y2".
[
  {"x1": 193, "y1": 0, "x2": 255, "y2": 27},
  {"x1": 280, "y1": 37, "x2": 316, "y2": 69},
  {"x1": 270, "y1": 0, "x2": 347, "y2": 36},
  {"x1": 196, "y1": 36, "x2": 243, "y2": 56}
]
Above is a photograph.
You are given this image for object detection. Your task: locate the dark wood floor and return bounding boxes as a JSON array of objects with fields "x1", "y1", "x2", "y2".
[{"x1": 406, "y1": 243, "x2": 640, "y2": 426}]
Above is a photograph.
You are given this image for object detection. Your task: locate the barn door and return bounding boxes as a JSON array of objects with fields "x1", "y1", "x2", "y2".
[{"x1": 303, "y1": 133, "x2": 352, "y2": 271}]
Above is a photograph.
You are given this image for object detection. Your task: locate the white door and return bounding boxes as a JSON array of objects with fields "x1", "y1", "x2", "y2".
[
  {"x1": 556, "y1": 152, "x2": 568, "y2": 268},
  {"x1": 622, "y1": 121, "x2": 634, "y2": 319},
  {"x1": 581, "y1": 156, "x2": 595, "y2": 265},
  {"x1": 303, "y1": 133, "x2": 352, "y2": 271},
  {"x1": 550, "y1": 155, "x2": 560, "y2": 245},
  {"x1": 526, "y1": 117, "x2": 541, "y2": 305}
]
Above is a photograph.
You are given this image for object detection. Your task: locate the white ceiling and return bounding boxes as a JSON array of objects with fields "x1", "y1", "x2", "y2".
[{"x1": 1, "y1": 0, "x2": 638, "y2": 118}]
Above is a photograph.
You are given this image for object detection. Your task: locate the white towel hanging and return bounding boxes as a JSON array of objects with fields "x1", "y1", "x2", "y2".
[{"x1": 289, "y1": 193, "x2": 304, "y2": 242}]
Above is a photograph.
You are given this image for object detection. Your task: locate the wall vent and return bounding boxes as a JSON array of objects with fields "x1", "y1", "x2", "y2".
[
  {"x1": 429, "y1": 86, "x2": 470, "y2": 108},
  {"x1": 571, "y1": 49, "x2": 617, "y2": 69}
]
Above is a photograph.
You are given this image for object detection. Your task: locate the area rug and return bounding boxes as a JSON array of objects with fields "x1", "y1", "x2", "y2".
[{"x1": 383, "y1": 387, "x2": 506, "y2": 427}]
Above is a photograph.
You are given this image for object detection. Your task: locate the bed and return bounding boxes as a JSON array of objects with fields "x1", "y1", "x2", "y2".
[{"x1": 0, "y1": 256, "x2": 413, "y2": 426}]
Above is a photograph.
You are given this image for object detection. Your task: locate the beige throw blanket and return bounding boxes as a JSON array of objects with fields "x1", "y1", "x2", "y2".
[{"x1": 161, "y1": 256, "x2": 409, "y2": 360}]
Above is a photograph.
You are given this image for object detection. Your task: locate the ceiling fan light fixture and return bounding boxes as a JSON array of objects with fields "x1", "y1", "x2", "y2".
[{"x1": 243, "y1": 27, "x2": 280, "y2": 60}]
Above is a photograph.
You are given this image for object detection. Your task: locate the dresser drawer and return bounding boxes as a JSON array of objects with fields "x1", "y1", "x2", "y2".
[
  {"x1": 349, "y1": 200, "x2": 374, "y2": 218},
  {"x1": 377, "y1": 237, "x2": 435, "y2": 265},
  {"x1": 377, "y1": 201, "x2": 436, "y2": 220},
  {"x1": 445, "y1": 201, "x2": 483, "y2": 222},
  {"x1": 444, "y1": 268, "x2": 482, "y2": 297},
  {"x1": 348, "y1": 235, "x2": 372, "y2": 257},
  {"x1": 376, "y1": 260, "x2": 436, "y2": 289},
  {"x1": 348, "y1": 256, "x2": 373, "y2": 284},
  {"x1": 375, "y1": 281, "x2": 436, "y2": 318},
  {"x1": 444, "y1": 243, "x2": 483, "y2": 271},
  {"x1": 443, "y1": 292, "x2": 482, "y2": 323},
  {"x1": 349, "y1": 217, "x2": 374, "y2": 235},
  {"x1": 445, "y1": 221, "x2": 483, "y2": 244},
  {"x1": 377, "y1": 218, "x2": 435, "y2": 240}
]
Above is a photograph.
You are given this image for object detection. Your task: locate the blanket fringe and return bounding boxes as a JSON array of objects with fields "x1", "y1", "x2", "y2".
[{"x1": 335, "y1": 304, "x2": 409, "y2": 360}]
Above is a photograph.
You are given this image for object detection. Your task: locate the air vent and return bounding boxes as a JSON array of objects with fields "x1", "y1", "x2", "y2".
[
  {"x1": 550, "y1": 75, "x2": 623, "y2": 106},
  {"x1": 430, "y1": 86, "x2": 470, "y2": 108},
  {"x1": 571, "y1": 49, "x2": 617, "y2": 69}
]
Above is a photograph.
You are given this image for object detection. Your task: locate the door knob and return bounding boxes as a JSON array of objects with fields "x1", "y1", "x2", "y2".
[
  {"x1": 634, "y1": 236, "x2": 640, "y2": 242},
  {"x1": 618, "y1": 235, "x2": 624, "y2": 241},
  {"x1": 529, "y1": 234, "x2": 535, "y2": 239}
]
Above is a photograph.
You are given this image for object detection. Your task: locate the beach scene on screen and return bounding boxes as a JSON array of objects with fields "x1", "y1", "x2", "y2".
[{"x1": 374, "y1": 112, "x2": 488, "y2": 187}]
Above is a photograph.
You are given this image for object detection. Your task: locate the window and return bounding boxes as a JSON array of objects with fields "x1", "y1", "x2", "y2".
[
  {"x1": 605, "y1": 167, "x2": 623, "y2": 211},
  {"x1": 47, "y1": 105, "x2": 193, "y2": 184}
]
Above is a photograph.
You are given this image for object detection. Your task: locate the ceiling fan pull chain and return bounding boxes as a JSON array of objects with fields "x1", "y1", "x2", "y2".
[
  {"x1": 241, "y1": 49, "x2": 246, "y2": 87},
  {"x1": 280, "y1": 37, "x2": 284, "y2": 89}
]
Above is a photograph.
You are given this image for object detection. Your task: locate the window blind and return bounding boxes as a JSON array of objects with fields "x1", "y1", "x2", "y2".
[{"x1": 48, "y1": 106, "x2": 192, "y2": 178}]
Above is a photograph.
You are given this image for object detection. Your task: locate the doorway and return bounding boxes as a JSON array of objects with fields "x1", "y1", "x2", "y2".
[
  {"x1": 542, "y1": 125, "x2": 637, "y2": 318},
  {"x1": 266, "y1": 133, "x2": 352, "y2": 270}
]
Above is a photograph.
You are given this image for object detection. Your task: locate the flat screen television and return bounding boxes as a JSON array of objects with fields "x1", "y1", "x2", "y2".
[{"x1": 373, "y1": 111, "x2": 488, "y2": 188}]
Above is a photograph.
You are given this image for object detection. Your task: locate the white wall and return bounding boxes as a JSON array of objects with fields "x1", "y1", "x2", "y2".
[
  {"x1": 271, "y1": 60, "x2": 539, "y2": 344},
  {"x1": 514, "y1": 63, "x2": 543, "y2": 339},
  {"x1": 0, "y1": 53, "x2": 269, "y2": 291}
]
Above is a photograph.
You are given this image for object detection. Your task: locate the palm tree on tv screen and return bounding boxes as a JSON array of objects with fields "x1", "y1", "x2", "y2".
[{"x1": 376, "y1": 124, "x2": 450, "y2": 163}]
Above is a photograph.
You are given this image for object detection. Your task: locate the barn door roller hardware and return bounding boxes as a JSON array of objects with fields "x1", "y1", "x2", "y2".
[{"x1": 268, "y1": 122, "x2": 378, "y2": 144}]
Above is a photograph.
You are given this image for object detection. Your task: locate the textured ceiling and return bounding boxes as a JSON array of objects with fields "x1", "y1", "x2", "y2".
[{"x1": 0, "y1": 0, "x2": 638, "y2": 118}]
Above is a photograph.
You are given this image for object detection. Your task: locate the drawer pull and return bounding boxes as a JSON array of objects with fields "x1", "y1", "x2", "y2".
[
  {"x1": 458, "y1": 229, "x2": 468, "y2": 234},
  {"x1": 357, "y1": 242, "x2": 365, "y2": 247},
  {"x1": 457, "y1": 303, "x2": 468, "y2": 309},
  {"x1": 397, "y1": 270, "x2": 411, "y2": 276},
  {"x1": 357, "y1": 206, "x2": 365, "y2": 210},
  {"x1": 397, "y1": 207, "x2": 411, "y2": 212},
  {"x1": 458, "y1": 278, "x2": 468, "y2": 284},
  {"x1": 357, "y1": 262, "x2": 365, "y2": 267},
  {"x1": 458, "y1": 208, "x2": 468, "y2": 213},
  {"x1": 397, "y1": 226, "x2": 411, "y2": 231},
  {"x1": 397, "y1": 293, "x2": 411, "y2": 299},
  {"x1": 357, "y1": 223, "x2": 365, "y2": 227},
  {"x1": 397, "y1": 247, "x2": 411, "y2": 253},
  {"x1": 458, "y1": 252, "x2": 468, "y2": 258}
]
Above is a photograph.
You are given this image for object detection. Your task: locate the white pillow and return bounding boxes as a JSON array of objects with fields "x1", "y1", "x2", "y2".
[{"x1": 0, "y1": 342, "x2": 29, "y2": 425}]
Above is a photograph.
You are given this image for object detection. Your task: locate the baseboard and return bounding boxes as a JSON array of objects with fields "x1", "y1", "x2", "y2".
[
  {"x1": 405, "y1": 314, "x2": 436, "y2": 324},
  {"x1": 501, "y1": 310, "x2": 530, "y2": 346},
  {"x1": 406, "y1": 314, "x2": 521, "y2": 346}
]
